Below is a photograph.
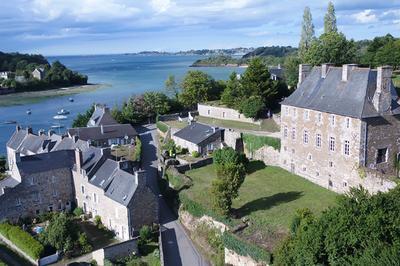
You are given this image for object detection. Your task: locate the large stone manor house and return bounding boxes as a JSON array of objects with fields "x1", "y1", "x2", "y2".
[{"x1": 280, "y1": 63, "x2": 399, "y2": 193}]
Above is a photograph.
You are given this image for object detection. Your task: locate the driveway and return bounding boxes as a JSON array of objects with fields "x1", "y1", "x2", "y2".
[{"x1": 136, "y1": 124, "x2": 208, "y2": 266}]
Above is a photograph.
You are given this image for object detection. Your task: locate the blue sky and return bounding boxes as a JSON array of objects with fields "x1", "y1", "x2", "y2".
[{"x1": 0, "y1": 0, "x2": 399, "y2": 55}]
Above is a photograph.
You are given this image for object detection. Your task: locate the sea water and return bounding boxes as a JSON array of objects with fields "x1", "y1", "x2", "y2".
[{"x1": 0, "y1": 54, "x2": 244, "y2": 154}]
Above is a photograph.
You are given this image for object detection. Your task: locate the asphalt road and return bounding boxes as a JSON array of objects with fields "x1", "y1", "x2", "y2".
[{"x1": 137, "y1": 124, "x2": 208, "y2": 266}]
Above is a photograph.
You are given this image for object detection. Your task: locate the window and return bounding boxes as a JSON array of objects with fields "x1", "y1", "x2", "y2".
[
  {"x1": 376, "y1": 148, "x2": 388, "y2": 164},
  {"x1": 330, "y1": 115, "x2": 335, "y2": 126},
  {"x1": 93, "y1": 193, "x2": 97, "y2": 203},
  {"x1": 317, "y1": 113, "x2": 322, "y2": 123},
  {"x1": 16, "y1": 198, "x2": 21, "y2": 206},
  {"x1": 292, "y1": 107, "x2": 296, "y2": 117},
  {"x1": 207, "y1": 109, "x2": 210, "y2": 115},
  {"x1": 329, "y1": 161, "x2": 334, "y2": 167},
  {"x1": 291, "y1": 128, "x2": 296, "y2": 140},
  {"x1": 344, "y1": 140, "x2": 350, "y2": 156},
  {"x1": 81, "y1": 185, "x2": 85, "y2": 194},
  {"x1": 303, "y1": 130, "x2": 309, "y2": 144},
  {"x1": 285, "y1": 106, "x2": 289, "y2": 116},
  {"x1": 346, "y1": 118, "x2": 350, "y2": 128},
  {"x1": 308, "y1": 154, "x2": 312, "y2": 161},
  {"x1": 329, "y1": 137, "x2": 335, "y2": 151},
  {"x1": 316, "y1": 172, "x2": 320, "y2": 177},
  {"x1": 222, "y1": 112, "x2": 225, "y2": 118},
  {"x1": 302, "y1": 166, "x2": 307, "y2": 172},
  {"x1": 283, "y1": 126, "x2": 288, "y2": 138},
  {"x1": 316, "y1": 134, "x2": 322, "y2": 148},
  {"x1": 283, "y1": 146, "x2": 287, "y2": 152},
  {"x1": 304, "y1": 110, "x2": 309, "y2": 120},
  {"x1": 328, "y1": 180, "x2": 333, "y2": 187},
  {"x1": 343, "y1": 181, "x2": 348, "y2": 187}
]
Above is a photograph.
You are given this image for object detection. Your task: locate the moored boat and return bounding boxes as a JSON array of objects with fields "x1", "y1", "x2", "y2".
[
  {"x1": 57, "y1": 109, "x2": 70, "y2": 115},
  {"x1": 53, "y1": 115, "x2": 68, "y2": 120}
]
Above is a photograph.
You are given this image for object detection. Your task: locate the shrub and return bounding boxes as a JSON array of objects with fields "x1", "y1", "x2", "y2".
[
  {"x1": 191, "y1": 151, "x2": 200, "y2": 158},
  {"x1": 139, "y1": 225, "x2": 152, "y2": 244},
  {"x1": 0, "y1": 223, "x2": 44, "y2": 260},
  {"x1": 242, "y1": 133, "x2": 281, "y2": 151},
  {"x1": 78, "y1": 232, "x2": 92, "y2": 254},
  {"x1": 222, "y1": 232, "x2": 270, "y2": 264},
  {"x1": 156, "y1": 121, "x2": 168, "y2": 133},
  {"x1": 94, "y1": 215, "x2": 104, "y2": 229},
  {"x1": 134, "y1": 136, "x2": 142, "y2": 162},
  {"x1": 73, "y1": 207, "x2": 84, "y2": 217}
]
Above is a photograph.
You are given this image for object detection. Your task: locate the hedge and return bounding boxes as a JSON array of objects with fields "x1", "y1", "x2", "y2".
[
  {"x1": 156, "y1": 121, "x2": 169, "y2": 133},
  {"x1": 222, "y1": 232, "x2": 271, "y2": 264},
  {"x1": 242, "y1": 133, "x2": 281, "y2": 152},
  {"x1": 134, "y1": 136, "x2": 142, "y2": 162},
  {"x1": 0, "y1": 223, "x2": 44, "y2": 260}
]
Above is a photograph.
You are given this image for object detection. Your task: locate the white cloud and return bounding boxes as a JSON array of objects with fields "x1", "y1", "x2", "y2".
[
  {"x1": 352, "y1": 9, "x2": 378, "y2": 23},
  {"x1": 30, "y1": 0, "x2": 140, "y2": 22},
  {"x1": 150, "y1": 0, "x2": 173, "y2": 13}
]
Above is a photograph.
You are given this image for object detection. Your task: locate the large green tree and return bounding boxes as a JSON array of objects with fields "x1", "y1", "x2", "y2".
[
  {"x1": 299, "y1": 7, "x2": 315, "y2": 60},
  {"x1": 284, "y1": 55, "x2": 301, "y2": 88},
  {"x1": 211, "y1": 147, "x2": 247, "y2": 216},
  {"x1": 303, "y1": 31, "x2": 356, "y2": 65},
  {"x1": 275, "y1": 187, "x2": 400, "y2": 265},
  {"x1": 220, "y1": 72, "x2": 242, "y2": 108},
  {"x1": 72, "y1": 104, "x2": 95, "y2": 128},
  {"x1": 179, "y1": 70, "x2": 217, "y2": 108},
  {"x1": 143, "y1": 92, "x2": 170, "y2": 119},
  {"x1": 324, "y1": 1, "x2": 337, "y2": 34},
  {"x1": 165, "y1": 75, "x2": 179, "y2": 99}
]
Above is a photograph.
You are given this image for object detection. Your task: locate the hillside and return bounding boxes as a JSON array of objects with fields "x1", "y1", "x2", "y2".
[{"x1": 242, "y1": 46, "x2": 297, "y2": 58}]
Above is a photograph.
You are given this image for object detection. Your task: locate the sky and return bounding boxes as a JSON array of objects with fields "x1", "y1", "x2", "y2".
[{"x1": 0, "y1": 0, "x2": 399, "y2": 55}]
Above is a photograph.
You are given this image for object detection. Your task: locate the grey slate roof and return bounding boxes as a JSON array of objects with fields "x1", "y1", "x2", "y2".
[
  {"x1": 104, "y1": 169, "x2": 137, "y2": 206},
  {"x1": 67, "y1": 124, "x2": 137, "y2": 142},
  {"x1": 269, "y1": 67, "x2": 284, "y2": 79},
  {"x1": 87, "y1": 105, "x2": 118, "y2": 127},
  {"x1": 0, "y1": 177, "x2": 19, "y2": 196},
  {"x1": 17, "y1": 150, "x2": 75, "y2": 175},
  {"x1": 281, "y1": 66, "x2": 400, "y2": 119},
  {"x1": 7, "y1": 129, "x2": 28, "y2": 150},
  {"x1": 173, "y1": 122, "x2": 223, "y2": 145},
  {"x1": 52, "y1": 137, "x2": 89, "y2": 152}
]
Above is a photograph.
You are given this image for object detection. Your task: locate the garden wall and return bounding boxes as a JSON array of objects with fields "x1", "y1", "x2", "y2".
[
  {"x1": 0, "y1": 232, "x2": 38, "y2": 265},
  {"x1": 198, "y1": 103, "x2": 262, "y2": 125},
  {"x1": 245, "y1": 145, "x2": 281, "y2": 167},
  {"x1": 174, "y1": 157, "x2": 213, "y2": 173},
  {"x1": 92, "y1": 238, "x2": 138, "y2": 265}
]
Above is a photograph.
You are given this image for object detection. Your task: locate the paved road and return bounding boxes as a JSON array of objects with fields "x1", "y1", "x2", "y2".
[{"x1": 137, "y1": 124, "x2": 208, "y2": 266}]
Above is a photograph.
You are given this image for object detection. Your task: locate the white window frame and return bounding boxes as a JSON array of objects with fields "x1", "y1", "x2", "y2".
[
  {"x1": 329, "y1": 137, "x2": 335, "y2": 152},
  {"x1": 291, "y1": 127, "x2": 296, "y2": 140},
  {"x1": 344, "y1": 140, "x2": 350, "y2": 156},
  {"x1": 81, "y1": 185, "x2": 85, "y2": 194},
  {"x1": 316, "y1": 134, "x2": 322, "y2": 148},
  {"x1": 303, "y1": 130, "x2": 309, "y2": 144},
  {"x1": 283, "y1": 126, "x2": 288, "y2": 138}
]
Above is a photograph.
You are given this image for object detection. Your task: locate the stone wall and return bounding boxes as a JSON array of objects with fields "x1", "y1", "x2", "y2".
[
  {"x1": 224, "y1": 129, "x2": 243, "y2": 152},
  {"x1": 0, "y1": 167, "x2": 74, "y2": 221},
  {"x1": 245, "y1": 145, "x2": 280, "y2": 167},
  {"x1": 92, "y1": 238, "x2": 139, "y2": 265},
  {"x1": 198, "y1": 103, "x2": 262, "y2": 125},
  {"x1": 0, "y1": 232, "x2": 38, "y2": 265},
  {"x1": 225, "y1": 248, "x2": 267, "y2": 266},
  {"x1": 174, "y1": 157, "x2": 213, "y2": 173}
]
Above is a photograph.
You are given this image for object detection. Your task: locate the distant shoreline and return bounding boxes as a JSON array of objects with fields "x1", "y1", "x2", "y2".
[
  {"x1": 190, "y1": 63, "x2": 248, "y2": 68},
  {"x1": 0, "y1": 84, "x2": 108, "y2": 107}
]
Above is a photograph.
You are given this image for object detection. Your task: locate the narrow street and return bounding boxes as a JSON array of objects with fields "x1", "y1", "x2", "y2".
[{"x1": 137, "y1": 124, "x2": 208, "y2": 266}]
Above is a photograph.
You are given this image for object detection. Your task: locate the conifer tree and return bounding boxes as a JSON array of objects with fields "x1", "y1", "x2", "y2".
[
  {"x1": 324, "y1": 1, "x2": 337, "y2": 33},
  {"x1": 299, "y1": 7, "x2": 315, "y2": 60}
]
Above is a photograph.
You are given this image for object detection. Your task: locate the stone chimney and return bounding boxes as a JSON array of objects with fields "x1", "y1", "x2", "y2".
[
  {"x1": 27, "y1": 127, "x2": 33, "y2": 135},
  {"x1": 72, "y1": 135, "x2": 79, "y2": 143},
  {"x1": 101, "y1": 147, "x2": 111, "y2": 158},
  {"x1": 298, "y1": 64, "x2": 312, "y2": 87},
  {"x1": 14, "y1": 152, "x2": 21, "y2": 164},
  {"x1": 75, "y1": 148, "x2": 83, "y2": 172},
  {"x1": 100, "y1": 124, "x2": 104, "y2": 134},
  {"x1": 16, "y1": 125, "x2": 20, "y2": 132},
  {"x1": 48, "y1": 130, "x2": 54, "y2": 137},
  {"x1": 38, "y1": 129, "x2": 45, "y2": 136},
  {"x1": 135, "y1": 170, "x2": 147, "y2": 188},
  {"x1": 321, "y1": 63, "x2": 334, "y2": 79},
  {"x1": 342, "y1": 64, "x2": 358, "y2": 82},
  {"x1": 373, "y1": 66, "x2": 393, "y2": 113}
]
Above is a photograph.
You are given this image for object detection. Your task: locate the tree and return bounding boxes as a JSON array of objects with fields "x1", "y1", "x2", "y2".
[
  {"x1": 211, "y1": 147, "x2": 247, "y2": 216},
  {"x1": 179, "y1": 70, "x2": 216, "y2": 108},
  {"x1": 240, "y1": 58, "x2": 277, "y2": 108},
  {"x1": 40, "y1": 213, "x2": 77, "y2": 252},
  {"x1": 284, "y1": 56, "x2": 301, "y2": 88},
  {"x1": 238, "y1": 96, "x2": 265, "y2": 118},
  {"x1": 165, "y1": 75, "x2": 179, "y2": 99},
  {"x1": 303, "y1": 32, "x2": 356, "y2": 65},
  {"x1": 142, "y1": 92, "x2": 170, "y2": 120},
  {"x1": 72, "y1": 105, "x2": 95, "y2": 128},
  {"x1": 299, "y1": 7, "x2": 315, "y2": 59},
  {"x1": 324, "y1": 1, "x2": 337, "y2": 34},
  {"x1": 221, "y1": 72, "x2": 241, "y2": 108},
  {"x1": 274, "y1": 187, "x2": 400, "y2": 265},
  {"x1": 111, "y1": 105, "x2": 125, "y2": 124},
  {"x1": 122, "y1": 95, "x2": 146, "y2": 124}
]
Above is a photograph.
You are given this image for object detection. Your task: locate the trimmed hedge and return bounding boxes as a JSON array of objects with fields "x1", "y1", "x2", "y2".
[
  {"x1": 0, "y1": 223, "x2": 44, "y2": 260},
  {"x1": 243, "y1": 133, "x2": 281, "y2": 151},
  {"x1": 156, "y1": 121, "x2": 169, "y2": 133},
  {"x1": 222, "y1": 232, "x2": 271, "y2": 264}
]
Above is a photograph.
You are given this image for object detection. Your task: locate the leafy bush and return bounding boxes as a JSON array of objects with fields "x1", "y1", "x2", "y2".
[
  {"x1": 134, "y1": 136, "x2": 142, "y2": 162},
  {"x1": 239, "y1": 96, "x2": 265, "y2": 119},
  {"x1": 0, "y1": 223, "x2": 44, "y2": 259},
  {"x1": 222, "y1": 232, "x2": 271, "y2": 264},
  {"x1": 242, "y1": 133, "x2": 281, "y2": 151},
  {"x1": 73, "y1": 207, "x2": 84, "y2": 217},
  {"x1": 78, "y1": 232, "x2": 92, "y2": 254},
  {"x1": 156, "y1": 121, "x2": 168, "y2": 133},
  {"x1": 94, "y1": 215, "x2": 104, "y2": 229},
  {"x1": 191, "y1": 151, "x2": 200, "y2": 158},
  {"x1": 139, "y1": 225, "x2": 152, "y2": 244}
]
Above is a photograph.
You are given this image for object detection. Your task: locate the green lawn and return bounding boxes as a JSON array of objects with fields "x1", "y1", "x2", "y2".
[
  {"x1": 184, "y1": 162, "x2": 337, "y2": 250},
  {"x1": 76, "y1": 220, "x2": 117, "y2": 250},
  {"x1": 197, "y1": 116, "x2": 279, "y2": 132},
  {"x1": 163, "y1": 120, "x2": 188, "y2": 129}
]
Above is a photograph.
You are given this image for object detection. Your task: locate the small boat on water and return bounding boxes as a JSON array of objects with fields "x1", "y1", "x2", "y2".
[
  {"x1": 57, "y1": 109, "x2": 70, "y2": 115},
  {"x1": 69, "y1": 98, "x2": 74, "y2": 102},
  {"x1": 53, "y1": 115, "x2": 68, "y2": 120},
  {"x1": 1, "y1": 120, "x2": 17, "y2": 125},
  {"x1": 51, "y1": 124, "x2": 64, "y2": 129},
  {"x1": 26, "y1": 109, "x2": 31, "y2": 115}
]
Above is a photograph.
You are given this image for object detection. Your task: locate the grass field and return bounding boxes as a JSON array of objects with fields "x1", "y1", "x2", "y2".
[
  {"x1": 197, "y1": 116, "x2": 279, "y2": 132},
  {"x1": 184, "y1": 162, "x2": 337, "y2": 250}
]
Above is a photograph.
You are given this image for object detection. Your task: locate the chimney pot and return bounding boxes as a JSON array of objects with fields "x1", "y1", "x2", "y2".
[
  {"x1": 298, "y1": 64, "x2": 312, "y2": 87},
  {"x1": 27, "y1": 127, "x2": 33, "y2": 135}
]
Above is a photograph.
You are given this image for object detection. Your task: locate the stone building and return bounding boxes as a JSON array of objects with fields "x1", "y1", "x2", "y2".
[
  {"x1": 280, "y1": 64, "x2": 399, "y2": 193},
  {"x1": 0, "y1": 150, "x2": 75, "y2": 221},
  {"x1": 32, "y1": 68, "x2": 45, "y2": 80},
  {"x1": 172, "y1": 122, "x2": 224, "y2": 155},
  {"x1": 72, "y1": 147, "x2": 158, "y2": 240}
]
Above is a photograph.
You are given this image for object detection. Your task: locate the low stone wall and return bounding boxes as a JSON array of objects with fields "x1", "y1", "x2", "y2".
[
  {"x1": 225, "y1": 248, "x2": 266, "y2": 266},
  {"x1": 358, "y1": 170, "x2": 397, "y2": 194},
  {"x1": 92, "y1": 238, "x2": 139, "y2": 265},
  {"x1": 0, "y1": 233, "x2": 38, "y2": 265},
  {"x1": 174, "y1": 157, "x2": 213, "y2": 173},
  {"x1": 198, "y1": 103, "x2": 262, "y2": 125},
  {"x1": 244, "y1": 144, "x2": 280, "y2": 167}
]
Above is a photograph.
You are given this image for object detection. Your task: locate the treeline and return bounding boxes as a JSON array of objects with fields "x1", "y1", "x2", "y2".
[
  {"x1": 191, "y1": 55, "x2": 244, "y2": 67},
  {"x1": 242, "y1": 46, "x2": 297, "y2": 58},
  {"x1": 0, "y1": 52, "x2": 88, "y2": 92}
]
